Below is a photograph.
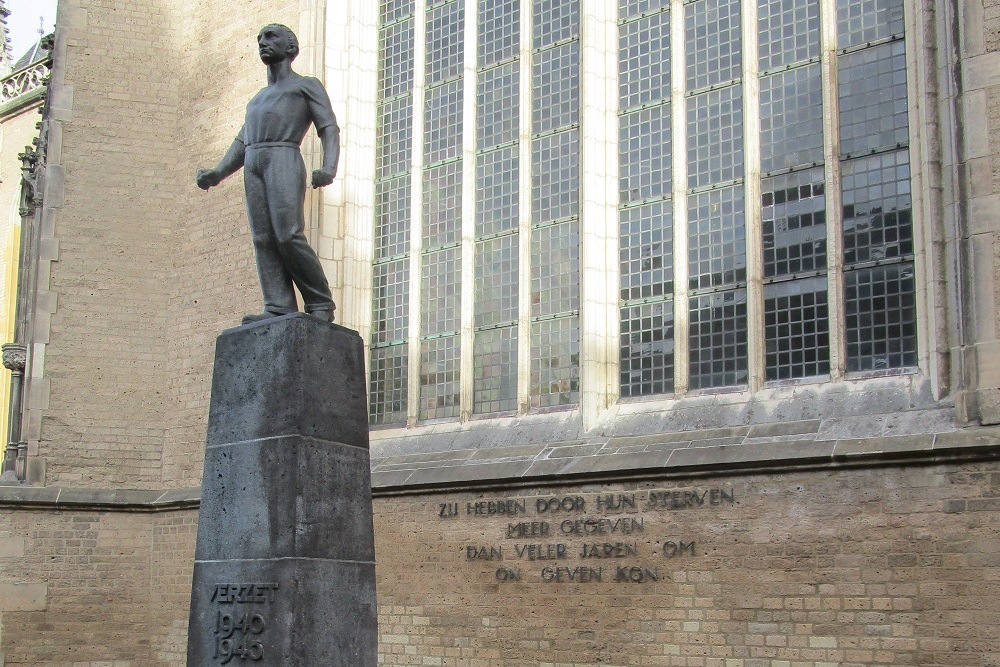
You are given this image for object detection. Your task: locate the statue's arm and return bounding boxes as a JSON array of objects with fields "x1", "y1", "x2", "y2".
[
  {"x1": 311, "y1": 123, "x2": 340, "y2": 189},
  {"x1": 304, "y1": 77, "x2": 340, "y2": 189},
  {"x1": 196, "y1": 138, "x2": 246, "y2": 190}
]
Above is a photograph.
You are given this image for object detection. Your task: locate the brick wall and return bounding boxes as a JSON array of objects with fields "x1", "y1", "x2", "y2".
[
  {"x1": 33, "y1": 0, "x2": 305, "y2": 488},
  {"x1": 0, "y1": 511, "x2": 154, "y2": 665},
  {"x1": 162, "y1": 0, "x2": 307, "y2": 489},
  {"x1": 37, "y1": 0, "x2": 181, "y2": 487},
  {"x1": 149, "y1": 511, "x2": 199, "y2": 665},
  {"x1": 2, "y1": 461, "x2": 998, "y2": 665},
  {"x1": 372, "y1": 463, "x2": 1000, "y2": 667}
]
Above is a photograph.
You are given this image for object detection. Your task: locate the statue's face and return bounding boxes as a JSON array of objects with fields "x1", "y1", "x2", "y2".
[{"x1": 258, "y1": 26, "x2": 293, "y2": 64}]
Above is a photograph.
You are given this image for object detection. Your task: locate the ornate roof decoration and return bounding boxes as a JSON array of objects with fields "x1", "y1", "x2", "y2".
[{"x1": 0, "y1": 30, "x2": 52, "y2": 116}]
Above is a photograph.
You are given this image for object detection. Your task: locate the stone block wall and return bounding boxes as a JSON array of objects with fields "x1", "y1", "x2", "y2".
[{"x1": 954, "y1": 0, "x2": 1000, "y2": 422}]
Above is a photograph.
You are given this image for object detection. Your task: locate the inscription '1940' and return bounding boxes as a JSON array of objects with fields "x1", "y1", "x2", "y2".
[{"x1": 209, "y1": 583, "x2": 278, "y2": 664}]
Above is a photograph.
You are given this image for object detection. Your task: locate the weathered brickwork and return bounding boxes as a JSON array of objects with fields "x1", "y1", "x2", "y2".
[
  {"x1": 0, "y1": 511, "x2": 153, "y2": 665},
  {"x1": 33, "y1": 0, "x2": 306, "y2": 488},
  {"x1": 162, "y1": 0, "x2": 305, "y2": 489},
  {"x1": 38, "y1": 0, "x2": 180, "y2": 488},
  {"x1": 149, "y1": 511, "x2": 199, "y2": 665},
  {"x1": 373, "y1": 463, "x2": 1000, "y2": 667},
  {"x1": 986, "y1": 0, "x2": 1000, "y2": 53},
  {"x1": 1, "y1": 461, "x2": 999, "y2": 666}
]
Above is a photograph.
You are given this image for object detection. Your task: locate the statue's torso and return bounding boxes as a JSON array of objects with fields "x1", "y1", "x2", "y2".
[{"x1": 239, "y1": 74, "x2": 335, "y2": 146}]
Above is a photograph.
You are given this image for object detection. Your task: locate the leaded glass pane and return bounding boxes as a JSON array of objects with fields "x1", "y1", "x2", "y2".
[
  {"x1": 621, "y1": 0, "x2": 670, "y2": 21},
  {"x1": 370, "y1": 344, "x2": 408, "y2": 425},
  {"x1": 479, "y1": 0, "x2": 519, "y2": 67},
  {"x1": 687, "y1": 85, "x2": 744, "y2": 189},
  {"x1": 838, "y1": 40, "x2": 908, "y2": 158},
  {"x1": 476, "y1": 146, "x2": 519, "y2": 237},
  {"x1": 532, "y1": 40, "x2": 580, "y2": 135},
  {"x1": 689, "y1": 289, "x2": 749, "y2": 389},
  {"x1": 423, "y1": 160, "x2": 462, "y2": 249},
  {"x1": 477, "y1": 146, "x2": 519, "y2": 237},
  {"x1": 760, "y1": 64, "x2": 824, "y2": 173},
  {"x1": 478, "y1": 61, "x2": 519, "y2": 150},
  {"x1": 533, "y1": 0, "x2": 579, "y2": 50},
  {"x1": 372, "y1": 259, "x2": 410, "y2": 345},
  {"x1": 421, "y1": 246, "x2": 461, "y2": 335},
  {"x1": 419, "y1": 335, "x2": 461, "y2": 419},
  {"x1": 688, "y1": 186, "x2": 746, "y2": 290},
  {"x1": 842, "y1": 149, "x2": 912, "y2": 265},
  {"x1": 381, "y1": 0, "x2": 414, "y2": 25},
  {"x1": 476, "y1": 234, "x2": 519, "y2": 327},
  {"x1": 620, "y1": 201, "x2": 673, "y2": 301},
  {"x1": 764, "y1": 276, "x2": 830, "y2": 380},
  {"x1": 426, "y1": 0, "x2": 464, "y2": 86},
  {"x1": 531, "y1": 221, "x2": 580, "y2": 318},
  {"x1": 758, "y1": 0, "x2": 819, "y2": 71},
  {"x1": 376, "y1": 95, "x2": 413, "y2": 179},
  {"x1": 619, "y1": 10, "x2": 671, "y2": 109},
  {"x1": 375, "y1": 175, "x2": 411, "y2": 260},
  {"x1": 762, "y1": 168, "x2": 827, "y2": 278},
  {"x1": 532, "y1": 130, "x2": 580, "y2": 224},
  {"x1": 620, "y1": 300, "x2": 675, "y2": 397},
  {"x1": 845, "y1": 263, "x2": 917, "y2": 371},
  {"x1": 474, "y1": 326, "x2": 518, "y2": 413},
  {"x1": 424, "y1": 79, "x2": 463, "y2": 165},
  {"x1": 379, "y1": 19, "x2": 415, "y2": 101},
  {"x1": 685, "y1": 0, "x2": 742, "y2": 91},
  {"x1": 837, "y1": 0, "x2": 903, "y2": 49},
  {"x1": 530, "y1": 316, "x2": 580, "y2": 407},
  {"x1": 620, "y1": 102, "x2": 672, "y2": 204}
]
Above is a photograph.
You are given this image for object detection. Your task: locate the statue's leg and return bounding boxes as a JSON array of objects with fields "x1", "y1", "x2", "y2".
[
  {"x1": 245, "y1": 151, "x2": 298, "y2": 314},
  {"x1": 264, "y1": 148, "x2": 335, "y2": 313}
]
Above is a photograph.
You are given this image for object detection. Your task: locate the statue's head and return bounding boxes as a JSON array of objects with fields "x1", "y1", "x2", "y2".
[{"x1": 258, "y1": 24, "x2": 299, "y2": 64}]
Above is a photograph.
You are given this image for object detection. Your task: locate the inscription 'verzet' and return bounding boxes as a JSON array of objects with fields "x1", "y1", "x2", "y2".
[{"x1": 209, "y1": 583, "x2": 279, "y2": 663}]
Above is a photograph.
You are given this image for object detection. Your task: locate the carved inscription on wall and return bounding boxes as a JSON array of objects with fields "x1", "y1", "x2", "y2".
[
  {"x1": 208, "y1": 583, "x2": 279, "y2": 663},
  {"x1": 440, "y1": 489, "x2": 736, "y2": 585}
]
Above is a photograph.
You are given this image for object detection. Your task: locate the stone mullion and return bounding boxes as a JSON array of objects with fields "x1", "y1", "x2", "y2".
[
  {"x1": 820, "y1": 0, "x2": 845, "y2": 380},
  {"x1": 670, "y1": 0, "x2": 689, "y2": 397},
  {"x1": 299, "y1": 0, "x2": 328, "y2": 252},
  {"x1": 578, "y1": 2, "x2": 619, "y2": 430},
  {"x1": 743, "y1": 0, "x2": 764, "y2": 393},
  {"x1": 407, "y1": 0, "x2": 428, "y2": 426},
  {"x1": 902, "y1": 0, "x2": 937, "y2": 387},
  {"x1": 338, "y1": 0, "x2": 378, "y2": 335},
  {"x1": 516, "y1": 0, "x2": 532, "y2": 414},
  {"x1": 460, "y1": 0, "x2": 477, "y2": 420}
]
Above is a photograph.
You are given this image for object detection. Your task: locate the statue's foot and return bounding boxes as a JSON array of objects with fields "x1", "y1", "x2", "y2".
[
  {"x1": 241, "y1": 310, "x2": 285, "y2": 325},
  {"x1": 306, "y1": 306, "x2": 335, "y2": 323}
]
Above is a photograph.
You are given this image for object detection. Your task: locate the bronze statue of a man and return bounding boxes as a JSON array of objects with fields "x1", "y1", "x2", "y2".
[{"x1": 197, "y1": 24, "x2": 339, "y2": 324}]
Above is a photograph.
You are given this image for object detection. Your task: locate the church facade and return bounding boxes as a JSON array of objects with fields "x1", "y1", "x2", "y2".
[{"x1": 1, "y1": 0, "x2": 1000, "y2": 664}]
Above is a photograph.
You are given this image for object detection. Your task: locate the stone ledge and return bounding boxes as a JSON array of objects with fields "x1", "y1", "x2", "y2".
[
  {"x1": 1, "y1": 425, "x2": 999, "y2": 509},
  {"x1": 0, "y1": 485, "x2": 199, "y2": 511},
  {"x1": 370, "y1": 426, "x2": 1000, "y2": 492}
]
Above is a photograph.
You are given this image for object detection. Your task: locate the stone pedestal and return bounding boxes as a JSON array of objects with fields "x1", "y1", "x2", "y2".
[{"x1": 187, "y1": 314, "x2": 376, "y2": 667}]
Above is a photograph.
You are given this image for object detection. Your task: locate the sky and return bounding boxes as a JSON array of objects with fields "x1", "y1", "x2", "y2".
[{"x1": 6, "y1": 0, "x2": 57, "y2": 63}]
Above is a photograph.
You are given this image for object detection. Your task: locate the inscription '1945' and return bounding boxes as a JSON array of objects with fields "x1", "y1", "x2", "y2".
[{"x1": 210, "y1": 583, "x2": 278, "y2": 664}]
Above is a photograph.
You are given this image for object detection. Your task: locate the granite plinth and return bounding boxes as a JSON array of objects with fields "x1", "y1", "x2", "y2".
[{"x1": 187, "y1": 314, "x2": 376, "y2": 667}]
